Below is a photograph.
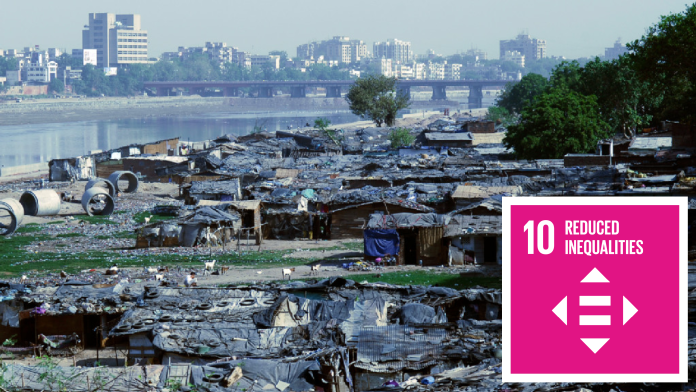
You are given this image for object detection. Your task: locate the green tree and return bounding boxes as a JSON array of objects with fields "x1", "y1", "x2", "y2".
[
  {"x1": 388, "y1": 128, "x2": 416, "y2": 148},
  {"x1": 628, "y1": 3, "x2": 696, "y2": 122},
  {"x1": 486, "y1": 106, "x2": 515, "y2": 127},
  {"x1": 574, "y1": 56, "x2": 658, "y2": 137},
  {"x1": 503, "y1": 87, "x2": 609, "y2": 159},
  {"x1": 0, "y1": 57, "x2": 18, "y2": 76},
  {"x1": 496, "y1": 73, "x2": 549, "y2": 114},
  {"x1": 49, "y1": 78, "x2": 64, "y2": 93},
  {"x1": 345, "y1": 75, "x2": 410, "y2": 127}
]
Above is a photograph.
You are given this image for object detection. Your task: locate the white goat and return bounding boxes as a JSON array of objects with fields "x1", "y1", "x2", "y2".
[
  {"x1": 145, "y1": 267, "x2": 158, "y2": 274},
  {"x1": 143, "y1": 215, "x2": 153, "y2": 224},
  {"x1": 311, "y1": 264, "x2": 320, "y2": 276},
  {"x1": 155, "y1": 274, "x2": 164, "y2": 281},
  {"x1": 282, "y1": 268, "x2": 295, "y2": 280},
  {"x1": 204, "y1": 260, "x2": 216, "y2": 270}
]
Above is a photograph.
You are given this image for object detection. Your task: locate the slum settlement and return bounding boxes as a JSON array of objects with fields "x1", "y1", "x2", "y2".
[{"x1": 1, "y1": 115, "x2": 696, "y2": 391}]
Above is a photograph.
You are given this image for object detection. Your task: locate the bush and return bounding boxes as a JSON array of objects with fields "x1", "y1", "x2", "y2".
[{"x1": 388, "y1": 128, "x2": 415, "y2": 149}]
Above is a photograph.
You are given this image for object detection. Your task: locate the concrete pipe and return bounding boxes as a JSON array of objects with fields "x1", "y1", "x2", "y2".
[
  {"x1": 82, "y1": 187, "x2": 115, "y2": 216},
  {"x1": 85, "y1": 178, "x2": 116, "y2": 198},
  {"x1": 0, "y1": 198, "x2": 24, "y2": 236},
  {"x1": 19, "y1": 189, "x2": 61, "y2": 216},
  {"x1": 108, "y1": 171, "x2": 139, "y2": 194}
]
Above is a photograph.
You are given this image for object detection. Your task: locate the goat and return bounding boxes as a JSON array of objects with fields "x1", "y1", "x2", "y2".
[
  {"x1": 145, "y1": 267, "x2": 158, "y2": 274},
  {"x1": 20, "y1": 275, "x2": 27, "y2": 284},
  {"x1": 60, "y1": 271, "x2": 67, "y2": 279},
  {"x1": 311, "y1": 264, "x2": 320, "y2": 276},
  {"x1": 143, "y1": 215, "x2": 154, "y2": 224},
  {"x1": 204, "y1": 260, "x2": 216, "y2": 271},
  {"x1": 155, "y1": 274, "x2": 164, "y2": 281},
  {"x1": 220, "y1": 266, "x2": 230, "y2": 275},
  {"x1": 282, "y1": 268, "x2": 296, "y2": 280},
  {"x1": 158, "y1": 267, "x2": 169, "y2": 273}
]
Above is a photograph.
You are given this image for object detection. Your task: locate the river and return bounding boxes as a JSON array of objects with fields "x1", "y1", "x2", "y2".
[{"x1": 0, "y1": 110, "x2": 361, "y2": 168}]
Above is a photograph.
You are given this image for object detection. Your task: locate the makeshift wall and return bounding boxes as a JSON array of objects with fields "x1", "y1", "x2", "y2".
[
  {"x1": 416, "y1": 226, "x2": 445, "y2": 266},
  {"x1": 142, "y1": 138, "x2": 179, "y2": 155},
  {"x1": 331, "y1": 203, "x2": 425, "y2": 239},
  {"x1": 96, "y1": 160, "x2": 124, "y2": 179},
  {"x1": 122, "y1": 158, "x2": 175, "y2": 180},
  {"x1": 35, "y1": 314, "x2": 84, "y2": 342}
]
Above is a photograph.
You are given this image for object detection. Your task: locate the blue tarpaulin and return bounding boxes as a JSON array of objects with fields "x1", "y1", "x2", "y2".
[{"x1": 364, "y1": 229, "x2": 400, "y2": 257}]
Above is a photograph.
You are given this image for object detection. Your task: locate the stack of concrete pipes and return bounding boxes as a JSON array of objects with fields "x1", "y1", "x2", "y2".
[{"x1": 0, "y1": 171, "x2": 139, "y2": 236}]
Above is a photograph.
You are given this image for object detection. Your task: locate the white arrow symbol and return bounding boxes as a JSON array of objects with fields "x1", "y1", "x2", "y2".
[
  {"x1": 623, "y1": 296, "x2": 638, "y2": 325},
  {"x1": 552, "y1": 296, "x2": 567, "y2": 325},
  {"x1": 581, "y1": 338, "x2": 609, "y2": 353},
  {"x1": 581, "y1": 268, "x2": 609, "y2": 283}
]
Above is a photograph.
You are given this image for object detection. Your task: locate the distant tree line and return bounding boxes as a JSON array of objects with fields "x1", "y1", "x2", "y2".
[{"x1": 496, "y1": 3, "x2": 696, "y2": 159}]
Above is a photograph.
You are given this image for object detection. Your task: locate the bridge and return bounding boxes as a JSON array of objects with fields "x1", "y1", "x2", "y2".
[{"x1": 143, "y1": 79, "x2": 514, "y2": 109}]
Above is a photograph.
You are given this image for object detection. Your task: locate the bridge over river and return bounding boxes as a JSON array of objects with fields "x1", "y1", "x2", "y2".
[{"x1": 143, "y1": 79, "x2": 515, "y2": 109}]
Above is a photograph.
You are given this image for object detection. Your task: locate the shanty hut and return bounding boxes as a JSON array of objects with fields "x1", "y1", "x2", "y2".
[
  {"x1": 0, "y1": 281, "x2": 131, "y2": 350},
  {"x1": 330, "y1": 200, "x2": 433, "y2": 240},
  {"x1": 182, "y1": 179, "x2": 242, "y2": 205},
  {"x1": 49, "y1": 156, "x2": 96, "y2": 181},
  {"x1": 424, "y1": 132, "x2": 473, "y2": 148},
  {"x1": 197, "y1": 200, "x2": 263, "y2": 244},
  {"x1": 444, "y1": 214, "x2": 502, "y2": 265},
  {"x1": 364, "y1": 212, "x2": 450, "y2": 266},
  {"x1": 136, "y1": 207, "x2": 241, "y2": 248}
]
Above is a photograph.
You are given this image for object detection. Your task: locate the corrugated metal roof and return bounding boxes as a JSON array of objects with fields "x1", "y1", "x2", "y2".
[
  {"x1": 444, "y1": 215, "x2": 502, "y2": 237},
  {"x1": 451, "y1": 185, "x2": 522, "y2": 199},
  {"x1": 425, "y1": 132, "x2": 473, "y2": 141},
  {"x1": 356, "y1": 325, "x2": 450, "y2": 369},
  {"x1": 629, "y1": 137, "x2": 672, "y2": 150}
]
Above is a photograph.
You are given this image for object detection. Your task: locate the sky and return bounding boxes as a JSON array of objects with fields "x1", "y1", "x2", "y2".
[{"x1": 0, "y1": 0, "x2": 691, "y2": 60}]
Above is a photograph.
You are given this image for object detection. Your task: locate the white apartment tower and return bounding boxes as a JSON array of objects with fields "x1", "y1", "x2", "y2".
[
  {"x1": 499, "y1": 33, "x2": 545, "y2": 61},
  {"x1": 82, "y1": 13, "x2": 148, "y2": 67},
  {"x1": 373, "y1": 39, "x2": 413, "y2": 63}
]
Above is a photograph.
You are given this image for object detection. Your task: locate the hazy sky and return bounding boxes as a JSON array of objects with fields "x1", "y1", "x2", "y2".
[{"x1": 0, "y1": 0, "x2": 690, "y2": 59}]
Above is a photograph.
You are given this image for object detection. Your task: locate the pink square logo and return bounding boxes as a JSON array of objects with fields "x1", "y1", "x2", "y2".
[{"x1": 502, "y1": 197, "x2": 687, "y2": 383}]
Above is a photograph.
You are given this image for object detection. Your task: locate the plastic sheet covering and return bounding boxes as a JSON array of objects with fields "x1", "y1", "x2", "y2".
[
  {"x1": 364, "y1": 229, "x2": 400, "y2": 257},
  {"x1": 366, "y1": 213, "x2": 449, "y2": 229},
  {"x1": 254, "y1": 294, "x2": 355, "y2": 328},
  {"x1": 0, "y1": 301, "x2": 22, "y2": 327},
  {"x1": 396, "y1": 303, "x2": 447, "y2": 325},
  {"x1": 341, "y1": 299, "x2": 388, "y2": 346},
  {"x1": 205, "y1": 358, "x2": 321, "y2": 392}
]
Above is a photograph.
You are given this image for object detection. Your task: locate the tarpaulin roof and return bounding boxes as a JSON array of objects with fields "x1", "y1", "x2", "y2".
[
  {"x1": 365, "y1": 213, "x2": 449, "y2": 229},
  {"x1": 180, "y1": 207, "x2": 241, "y2": 225}
]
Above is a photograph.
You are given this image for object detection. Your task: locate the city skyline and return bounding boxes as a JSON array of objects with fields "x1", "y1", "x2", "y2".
[{"x1": 0, "y1": 0, "x2": 689, "y2": 60}]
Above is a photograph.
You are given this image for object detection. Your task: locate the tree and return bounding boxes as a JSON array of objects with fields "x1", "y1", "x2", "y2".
[
  {"x1": 503, "y1": 87, "x2": 609, "y2": 159},
  {"x1": 574, "y1": 56, "x2": 659, "y2": 137},
  {"x1": 345, "y1": 75, "x2": 410, "y2": 127},
  {"x1": 388, "y1": 128, "x2": 415, "y2": 149},
  {"x1": 496, "y1": 73, "x2": 549, "y2": 114},
  {"x1": 49, "y1": 78, "x2": 64, "y2": 94},
  {"x1": 628, "y1": 3, "x2": 696, "y2": 122},
  {"x1": 486, "y1": 106, "x2": 515, "y2": 127}
]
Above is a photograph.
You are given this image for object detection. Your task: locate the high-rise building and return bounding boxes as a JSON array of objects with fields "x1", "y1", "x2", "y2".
[
  {"x1": 82, "y1": 13, "x2": 149, "y2": 67},
  {"x1": 500, "y1": 33, "x2": 546, "y2": 61},
  {"x1": 604, "y1": 39, "x2": 629, "y2": 60},
  {"x1": 502, "y1": 50, "x2": 525, "y2": 68},
  {"x1": 374, "y1": 39, "x2": 413, "y2": 63},
  {"x1": 296, "y1": 36, "x2": 367, "y2": 64}
]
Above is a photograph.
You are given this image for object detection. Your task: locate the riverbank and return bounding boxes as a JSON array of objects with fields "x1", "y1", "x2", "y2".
[{"x1": 0, "y1": 95, "x2": 476, "y2": 127}]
